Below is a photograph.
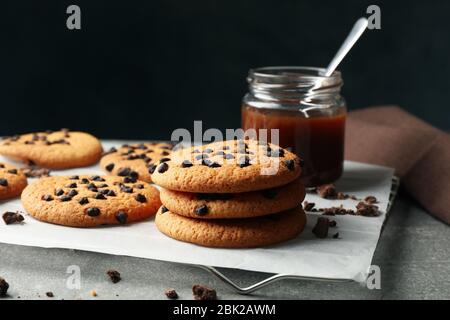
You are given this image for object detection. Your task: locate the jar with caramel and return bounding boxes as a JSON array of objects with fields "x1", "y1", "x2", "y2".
[{"x1": 242, "y1": 66, "x2": 346, "y2": 187}]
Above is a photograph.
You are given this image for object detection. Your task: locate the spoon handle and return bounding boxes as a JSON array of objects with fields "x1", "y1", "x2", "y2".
[{"x1": 324, "y1": 17, "x2": 368, "y2": 77}]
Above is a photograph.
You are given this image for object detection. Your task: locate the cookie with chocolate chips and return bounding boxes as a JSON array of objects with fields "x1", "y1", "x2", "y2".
[
  {"x1": 155, "y1": 206, "x2": 306, "y2": 248},
  {"x1": 0, "y1": 162, "x2": 28, "y2": 200},
  {"x1": 151, "y1": 139, "x2": 302, "y2": 193},
  {"x1": 21, "y1": 175, "x2": 161, "y2": 227},
  {"x1": 159, "y1": 178, "x2": 305, "y2": 219},
  {"x1": 0, "y1": 130, "x2": 103, "y2": 169},
  {"x1": 100, "y1": 142, "x2": 174, "y2": 183}
]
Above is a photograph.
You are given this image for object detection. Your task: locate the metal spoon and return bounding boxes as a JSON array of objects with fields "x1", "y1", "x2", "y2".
[{"x1": 324, "y1": 17, "x2": 368, "y2": 77}]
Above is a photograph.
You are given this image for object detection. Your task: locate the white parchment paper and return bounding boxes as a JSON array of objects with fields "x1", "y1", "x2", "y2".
[{"x1": 0, "y1": 141, "x2": 394, "y2": 283}]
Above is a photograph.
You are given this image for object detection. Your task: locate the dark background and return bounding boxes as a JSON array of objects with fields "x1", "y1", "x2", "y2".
[{"x1": 2, "y1": 0, "x2": 449, "y2": 139}]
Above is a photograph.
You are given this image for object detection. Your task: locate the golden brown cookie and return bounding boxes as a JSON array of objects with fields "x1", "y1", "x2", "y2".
[
  {"x1": 151, "y1": 139, "x2": 302, "y2": 193},
  {"x1": 0, "y1": 162, "x2": 28, "y2": 200},
  {"x1": 21, "y1": 175, "x2": 161, "y2": 227},
  {"x1": 100, "y1": 142, "x2": 173, "y2": 183},
  {"x1": 155, "y1": 206, "x2": 306, "y2": 248},
  {"x1": 160, "y1": 178, "x2": 305, "y2": 219},
  {"x1": 0, "y1": 130, "x2": 103, "y2": 169}
]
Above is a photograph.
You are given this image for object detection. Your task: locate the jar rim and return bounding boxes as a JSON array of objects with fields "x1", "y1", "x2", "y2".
[{"x1": 249, "y1": 66, "x2": 342, "y2": 83}]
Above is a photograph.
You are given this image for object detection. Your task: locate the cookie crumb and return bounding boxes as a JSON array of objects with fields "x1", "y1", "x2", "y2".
[
  {"x1": 2, "y1": 211, "x2": 24, "y2": 225},
  {"x1": 0, "y1": 277, "x2": 9, "y2": 297},
  {"x1": 21, "y1": 166, "x2": 51, "y2": 178},
  {"x1": 165, "y1": 288, "x2": 178, "y2": 299},
  {"x1": 356, "y1": 202, "x2": 380, "y2": 217},
  {"x1": 312, "y1": 217, "x2": 329, "y2": 239},
  {"x1": 316, "y1": 184, "x2": 336, "y2": 199},
  {"x1": 321, "y1": 205, "x2": 354, "y2": 216},
  {"x1": 192, "y1": 284, "x2": 217, "y2": 300},
  {"x1": 337, "y1": 192, "x2": 348, "y2": 200},
  {"x1": 90, "y1": 290, "x2": 97, "y2": 297},
  {"x1": 107, "y1": 270, "x2": 121, "y2": 284},
  {"x1": 364, "y1": 196, "x2": 378, "y2": 204},
  {"x1": 332, "y1": 232, "x2": 340, "y2": 239},
  {"x1": 46, "y1": 292, "x2": 54, "y2": 298}
]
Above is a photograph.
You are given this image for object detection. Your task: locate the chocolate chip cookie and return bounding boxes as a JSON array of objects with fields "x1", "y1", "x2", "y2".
[
  {"x1": 100, "y1": 142, "x2": 173, "y2": 183},
  {"x1": 151, "y1": 139, "x2": 302, "y2": 193},
  {"x1": 0, "y1": 129, "x2": 103, "y2": 169},
  {"x1": 155, "y1": 206, "x2": 306, "y2": 248},
  {"x1": 159, "y1": 178, "x2": 305, "y2": 219},
  {"x1": 21, "y1": 175, "x2": 161, "y2": 227},
  {"x1": 0, "y1": 162, "x2": 27, "y2": 200}
]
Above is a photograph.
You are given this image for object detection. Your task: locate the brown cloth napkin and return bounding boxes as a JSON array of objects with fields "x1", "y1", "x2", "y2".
[{"x1": 345, "y1": 106, "x2": 450, "y2": 224}]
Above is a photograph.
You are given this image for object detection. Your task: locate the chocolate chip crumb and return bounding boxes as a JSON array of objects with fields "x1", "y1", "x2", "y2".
[
  {"x1": 194, "y1": 205, "x2": 208, "y2": 216},
  {"x1": 86, "y1": 207, "x2": 101, "y2": 217},
  {"x1": 312, "y1": 217, "x2": 329, "y2": 239},
  {"x1": 46, "y1": 292, "x2": 54, "y2": 298},
  {"x1": 332, "y1": 232, "x2": 340, "y2": 239},
  {"x1": 0, "y1": 277, "x2": 9, "y2": 297},
  {"x1": 192, "y1": 284, "x2": 217, "y2": 300},
  {"x1": 316, "y1": 184, "x2": 337, "y2": 199},
  {"x1": 2, "y1": 211, "x2": 24, "y2": 225},
  {"x1": 303, "y1": 201, "x2": 315, "y2": 211},
  {"x1": 115, "y1": 211, "x2": 128, "y2": 224},
  {"x1": 321, "y1": 205, "x2": 353, "y2": 216},
  {"x1": 329, "y1": 220, "x2": 337, "y2": 227},
  {"x1": 135, "y1": 194, "x2": 147, "y2": 203},
  {"x1": 106, "y1": 270, "x2": 121, "y2": 284},
  {"x1": 337, "y1": 192, "x2": 348, "y2": 200},
  {"x1": 356, "y1": 202, "x2": 380, "y2": 217},
  {"x1": 165, "y1": 288, "x2": 178, "y2": 299}
]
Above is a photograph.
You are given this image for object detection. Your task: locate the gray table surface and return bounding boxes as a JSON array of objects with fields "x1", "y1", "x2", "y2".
[{"x1": 0, "y1": 193, "x2": 449, "y2": 300}]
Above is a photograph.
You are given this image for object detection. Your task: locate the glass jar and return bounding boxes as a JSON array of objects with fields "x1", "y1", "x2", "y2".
[{"x1": 241, "y1": 66, "x2": 346, "y2": 187}]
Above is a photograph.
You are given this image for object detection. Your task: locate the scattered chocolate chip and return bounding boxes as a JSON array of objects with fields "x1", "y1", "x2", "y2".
[
  {"x1": 69, "y1": 175, "x2": 79, "y2": 180},
  {"x1": 46, "y1": 292, "x2": 54, "y2": 298},
  {"x1": 79, "y1": 197, "x2": 89, "y2": 205},
  {"x1": 106, "y1": 270, "x2": 121, "y2": 284},
  {"x1": 67, "y1": 189, "x2": 78, "y2": 197},
  {"x1": 321, "y1": 205, "x2": 353, "y2": 216},
  {"x1": 332, "y1": 232, "x2": 340, "y2": 239},
  {"x1": 7, "y1": 169, "x2": 17, "y2": 175},
  {"x1": 106, "y1": 190, "x2": 116, "y2": 197},
  {"x1": 165, "y1": 288, "x2": 178, "y2": 299},
  {"x1": 364, "y1": 196, "x2": 378, "y2": 204},
  {"x1": 94, "y1": 193, "x2": 106, "y2": 200},
  {"x1": 284, "y1": 159, "x2": 295, "y2": 171},
  {"x1": 86, "y1": 207, "x2": 101, "y2": 217},
  {"x1": 2, "y1": 211, "x2": 24, "y2": 225},
  {"x1": 42, "y1": 194, "x2": 54, "y2": 201},
  {"x1": 105, "y1": 163, "x2": 115, "y2": 172},
  {"x1": 261, "y1": 189, "x2": 277, "y2": 199},
  {"x1": 55, "y1": 188, "x2": 64, "y2": 196},
  {"x1": 329, "y1": 220, "x2": 337, "y2": 227},
  {"x1": 312, "y1": 217, "x2": 329, "y2": 238},
  {"x1": 158, "y1": 162, "x2": 169, "y2": 173},
  {"x1": 181, "y1": 160, "x2": 193, "y2": 168},
  {"x1": 115, "y1": 211, "x2": 128, "y2": 224},
  {"x1": 135, "y1": 194, "x2": 147, "y2": 203},
  {"x1": 117, "y1": 167, "x2": 131, "y2": 177},
  {"x1": 148, "y1": 164, "x2": 157, "y2": 174},
  {"x1": 192, "y1": 284, "x2": 217, "y2": 300},
  {"x1": 66, "y1": 183, "x2": 77, "y2": 188},
  {"x1": 160, "y1": 206, "x2": 169, "y2": 213},
  {"x1": 303, "y1": 201, "x2": 316, "y2": 211},
  {"x1": 316, "y1": 184, "x2": 337, "y2": 199},
  {"x1": 60, "y1": 195, "x2": 72, "y2": 202},
  {"x1": 0, "y1": 179, "x2": 8, "y2": 187},
  {"x1": 194, "y1": 205, "x2": 208, "y2": 216},
  {"x1": 0, "y1": 277, "x2": 9, "y2": 297}
]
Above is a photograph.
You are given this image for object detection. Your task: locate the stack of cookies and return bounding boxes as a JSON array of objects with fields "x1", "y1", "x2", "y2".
[{"x1": 151, "y1": 139, "x2": 307, "y2": 248}]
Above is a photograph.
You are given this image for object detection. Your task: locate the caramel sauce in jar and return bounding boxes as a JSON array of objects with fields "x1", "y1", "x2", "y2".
[{"x1": 241, "y1": 66, "x2": 346, "y2": 187}]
